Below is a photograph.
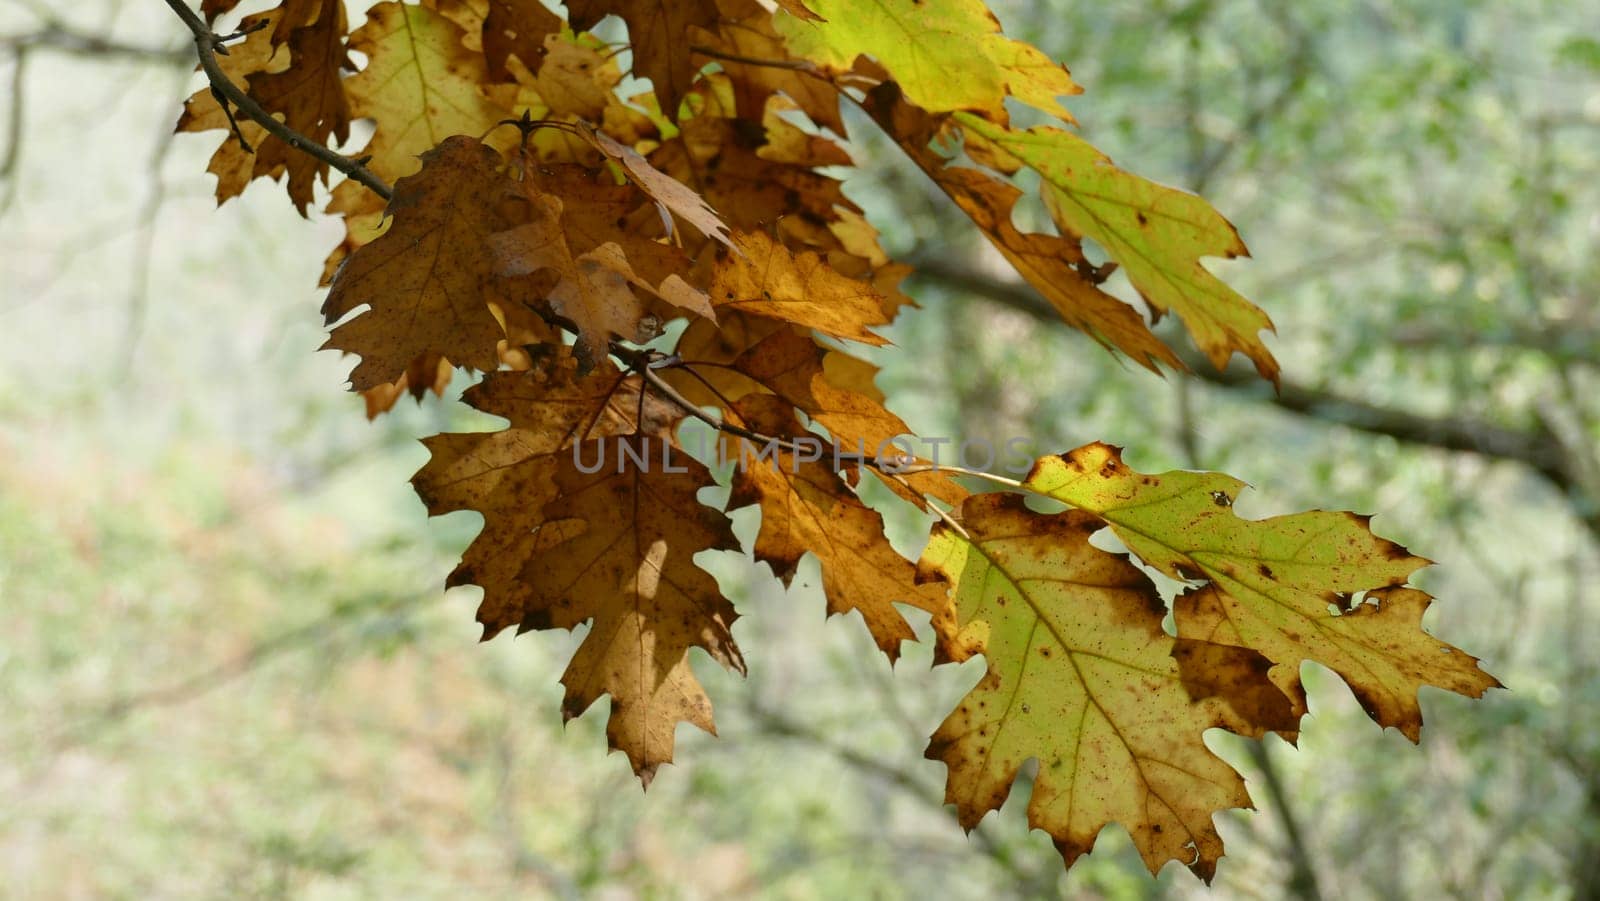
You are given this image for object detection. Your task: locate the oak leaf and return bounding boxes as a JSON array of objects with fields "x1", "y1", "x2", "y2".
[
  {"x1": 725, "y1": 394, "x2": 948, "y2": 659},
  {"x1": 670, "y1": 323, "x2": 966, "y2": 509},
  {"x1": 648, "y1": 114, "x2": 853, "y2": 241},
  {"x1": 566, "y1": 0, "x2": 720, "y2": 121},
  {"x1": 414, "y1": 354, "x2": 732, "y2": 783},
  {"x1": 826, "y1": 207, "x2": 917, "y2": 321},
  {"x1": 711, "y1": 231, "x2": 890, "y2": 346},
  {"x1": 861, "y1": 86, "x2": 1182, "y2": 373},
  {"x1": 342, "y1": 1, "x2": 511, "y2": 183},
  {"x1": 490, "y1": 187, "x2": 711, "y2": 368},
  {"x1": 482, "y1": 0, "x2": 562, "y2": 79},
  {"x1": 242, "y1": 0, "x2": 352, "y2": 214},
  {"x1": 322, "y1": 136, "x2": 512, "y2": 390},
  {"x1": 413, "y1": 355, "x2": 672, "y2": 636},
  {"x1": 957, "y1": 115, "x2": 1279, "y2": 381},
  {"x1": 931, "y1": 167, "x2": 1182, "y2": 372},
  {"x1": 526, "y1": 436, "x2": 745, "y2": 785},
  {"x1": 176, "y1": 11, "x2": 281, "y2": 206},
  {"x1": 533, "y1": 34, "x2": 622, "y2": 120},
  {"x1": 516, "y1": 164, "x2": 692, "y2": 290},
  {"x1": 578, "y1": 124, "x2": 737, "y2": 252},
  {"x1": 1174, "y1": 584, "x2": 1500, "y2": 741},
  {"x1": 919, "y1": 493, "x2": 1297, "y2": 880},
  {"x1": 775, "y1": 0, "x2": 1081, "y2": 121},
  {"x1": 181, "y1": 0, "x2": 338, "y2": 175},
  {"x1": 361, "y1": 352, "x2": 453, "y2": 419},
  {"x1": 1022, "y1": 443, "x2": 1500, "y2": 739},
  {"x1": 696, "y1": 0, "x2": 844, "y2": 134}
]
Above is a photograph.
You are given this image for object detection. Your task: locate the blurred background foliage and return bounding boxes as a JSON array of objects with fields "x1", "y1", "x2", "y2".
[{"x1": 2, "y1": 0, "x2": 1598, "y2": 897}]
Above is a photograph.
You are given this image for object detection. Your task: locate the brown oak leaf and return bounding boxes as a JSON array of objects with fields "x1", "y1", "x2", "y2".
[
  {"x1": 322, "y1": 136, "x2": 513, "y2": 390},
  {"x1": 710, "y1": 230, "x2": 890, "y2": 346},
  {"x1": 725, "y1": 394, "x2": 950, "y2": 658},
  {"x1": 483, "y1": 0, "x2": 562, "y2": 79},
  {"x1": 527, "y1": 435, "x2": 744, "y2": 785},
  {"x1": 412, "y1": 354, "x2": 674, "y2": 634},
  {"x1": 566, "y1": 0, "x2": 720, "y2": 121},
  {"x1": 490, "y1": 185, "x2": 711, "y2": 369}
]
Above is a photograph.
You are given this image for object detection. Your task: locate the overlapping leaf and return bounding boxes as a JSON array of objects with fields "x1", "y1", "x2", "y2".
[
  {"x1": 579, "y1": 123, "x2": 737, "y2": 251},
  {"x1": 957, "y1": 115, "x2": 1279, "y2": 381},
  {"x1": 176, "y1": 11, "x2": 280, "y2": 204},
  {"x1": 566, "y1": 0, "x2": 720, "y2": 120},
  {"x1": 710, "y1": 231, "x2": 891, "y2": 345},
  {"x1": 412, "y1": 355, "x2": 653, "y2": 631},
  {"x1": 696, "y1": 0, "x2": 844, "y2": 133},
  {"x1": 669, "y1": 321, "x2": 967, "y2": 508},
  {"x1": 533, "y1": 34, "x2": 622, "y2": 120},
  {"x1": 482, "y1": 0, "x2": 562, "y2": 79},
  {"x1": 412, "y1": 356, "x2": 740, "y2": 782},
  {"x1": 246, "y1": 0, "x2": 351, "y2": 213},
  {"x1": 926, "y1": 165, "x2": 1182, "y2": 372},
  {"x1": 919, "y1": 493, "x2": 1297, "y2": 879},
  {"x1": 322, "y1": 136, "x2": 513, "y2": 389},
  {"x1": 360, "y1": 352, "x2": 453, "y2": 419},
  {"x1": 725, "y1": 394, "x2": 948, "y2": 659},
  {"x1": 342, "y1": 1, "x2": 511, "y2": 183},
  {"x1": 648, "y1": 110, "x2": 854, "y2": 243},
  {"x1": 1023, "y1": 443, "x2": 1500, "y2": 738},
  {"x1": 860, "y1": 85, "x2": 1272, "y2": 377},
  {"x1": 490, "y1": 186, "x2": 709, "y2": 368},
  {"x1": 774, "y1": 0, "x2": 1081, "y2": 120},
  {"x1": 529, "y1": 435, "x2": 745, "y2": 784},
  {"x1": 178, "y1": 1, "x2": 354, "y2": 213}
]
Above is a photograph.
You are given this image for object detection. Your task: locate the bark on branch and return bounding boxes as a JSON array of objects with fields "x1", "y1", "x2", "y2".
[{"x1": 160, "y1": 0, "x2": 392, "y2": 201}]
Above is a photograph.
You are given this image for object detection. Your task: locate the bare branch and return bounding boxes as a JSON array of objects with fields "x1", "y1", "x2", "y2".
[
  {"x1": 908, "y1": 258, "x2": 1573, "y2": 488},
  {"x1": 1, "y1": 23, "x2": 191, "y2": 65}
]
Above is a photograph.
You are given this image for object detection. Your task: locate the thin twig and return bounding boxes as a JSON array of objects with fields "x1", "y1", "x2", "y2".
[
  {"x1": 1, "y1": 23, "x2": 190, "y2": 65},
  {"x1": 160, "y1": 0, "x2": 392, "y2": 201},
  {"x1": 619, "y1": 351, "x2": 981, "y2": 538},
  {"x1": 0, "y1": 45, "x2": 26, "y2": 214},
  {"x1": 690, "y1": 44, "x2": 821, "y2": 74},
  {"x1": 118, "y1": 72, "x2": 184, "y2": 377},
  {"x1": 611, "y1": 346, "x2": 1014, "y2": 507},
  {"x1": 896, "y1": 462, "x2": 1020, "y2": 488}
]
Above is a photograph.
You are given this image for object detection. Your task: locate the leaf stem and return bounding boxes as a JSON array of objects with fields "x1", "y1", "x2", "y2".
[{"x1": 895, "y1": 463, "x2": 1022, "y2": 488}]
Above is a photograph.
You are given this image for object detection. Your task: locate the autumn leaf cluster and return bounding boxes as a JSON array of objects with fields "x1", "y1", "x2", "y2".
[{"x1": 173, "y1": 0, "x2": 1498, "y2": 880}]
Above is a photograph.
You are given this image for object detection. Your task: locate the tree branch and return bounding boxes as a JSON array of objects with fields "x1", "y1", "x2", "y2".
[
  {"x1": 146, "y1": 7, "x2": 964, "y2": 503},
  {"x1": 908, "y1": 258, "x2": 1574, "y2": 488},
  {"x1": 1, "y1": 23, "x2": 191, "y2": 65},
  {"x1": 157, "y1": 0, "x2": 1587, "y2": 537},
  {"x1": 160, "y1": 0, "x2": 392, "y2": 201}
]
